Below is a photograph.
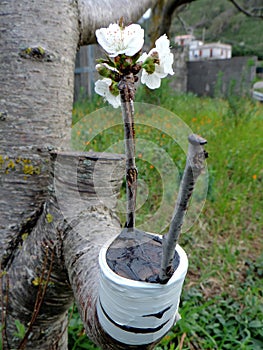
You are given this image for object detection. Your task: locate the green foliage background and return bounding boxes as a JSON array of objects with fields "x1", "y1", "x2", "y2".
[
  {"x1": 69, "y1": 82, "x2": 263, "y2": 349},
  {"x1": 170, "y1": 0, "x2": 263, "y2": 59}
]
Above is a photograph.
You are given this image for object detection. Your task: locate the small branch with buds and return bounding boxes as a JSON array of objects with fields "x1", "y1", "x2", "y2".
[
  {"x1": 95, "y1": 20, "x2": 174, "y2": 230},
  {"x1": 159, "y1": 134, "x2": 208, "y2": 284}
]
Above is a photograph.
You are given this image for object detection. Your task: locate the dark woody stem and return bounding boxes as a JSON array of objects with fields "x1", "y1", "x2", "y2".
[
  {"x1": 118, "y1": 73, "x2": 137, "y2": 230},
  {"x1": 159, "y1": 134, "x2": 208, "y2": 283}
]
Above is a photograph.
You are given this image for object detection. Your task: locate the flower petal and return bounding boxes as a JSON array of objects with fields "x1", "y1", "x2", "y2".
[
  {"x1": 137, "y1": 52, "x2": 148, "y2": 63},
  {"x1": 107, "y1": 93, "x2": 121, "y2": 108},
  {"x1": 96, "y1": 23, "x2": 144, "y2": 57},
  {"x1": 162, "y1": 52, "x2": 174, "y2": 75},
  {"x1": 94, "y1": 78, "x2": 111, "y2": 96},
  {"x1": 151, "y1": 36, "x2": 174, "y2": 76},
  {"x1": 123, "y1": 24, "x2": 144, "y2": 56},
  {"x1": 155, "y1": 34, "x2": 170, "y2": 54},
  {"x1": 141, "y1": 70, "x2": 161, "y2": 89},
  {"x1": 96, "y1": 24, "x2": 122, "y2": 57},
  {"x1": 94, "y1": 78, "x2": 121, "y2": 108},
  {"x1": 154, "y1": 64, "x2": 168, "y2": 78}
]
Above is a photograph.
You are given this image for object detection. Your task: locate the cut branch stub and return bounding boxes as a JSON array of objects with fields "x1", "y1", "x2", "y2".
[
  {"x1": 159, "y1": 134, "x2": 208, "y2": 284},
  {"x1": 98, "y1": 228, "x2": 188, "y2": 346},
  {"x1": 106, "y1": 228, "x2": 180, "y2": 283}
]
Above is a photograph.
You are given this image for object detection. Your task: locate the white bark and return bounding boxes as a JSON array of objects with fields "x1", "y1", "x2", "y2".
[
  {"x1": 0, "y1": 0, "x2": 79, "y2": 260},
  {"x1": 0, "y1": 0, "x2": 159, "y2": 349},
  {"x1": 78, "y1": 0, "x2": 157, "y2": 45}
]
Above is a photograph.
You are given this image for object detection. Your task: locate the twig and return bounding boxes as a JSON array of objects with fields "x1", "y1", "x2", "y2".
[
  {"x1": 229, "y1": 0, "x2": 263, "y2": 19},
  {"x1": 0, "y1": 271, "x2": 10, "y2": 350},
  {"x1": 159, "y1": 134, "x2": 208, "y2": 283},
  {"x1": 118, "y1": 73, "x2": 138, "y2": 230},
  {"x1": 1, "y1": 272, "x2": 5, "y2": 347},
  {"x1": 52, "y1": 303, "x2": 75, "y2": 348},
  {"x1": 179, "y1": 332, "x2": 187, "y2": 350},
  {"x1": 18, "y1": 245, "x2": 55, "y2": 350}
]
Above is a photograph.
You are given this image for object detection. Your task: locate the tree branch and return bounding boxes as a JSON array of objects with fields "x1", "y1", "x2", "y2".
[
  {"x1": 3, "y1": 151, "x2": 126, "y2": 349},
  {"x1": 4, "y1": 200, "x2": 73, "y2": 349},
  {"x1": 78, "y1": 0, "x2": 158, "y2": 45},
  {"x1": 149, "y1": 0, "x2": 196, "y2": 46},
  {"x1": 164, "y1": 0, "x2": 195, "y2": 16},
  {"x1": 159, "y1": 134, "x2": 208, "y2": 283},
  {"x1": 56, "y1": 151, "x2": 156, "y2": 349},
  {"x1": 228, "y1": 0, "x2": 263, "y2": 19},
  {"x1": 176, "y1": 13, "x2": 191, "y2": 34},
  {"x1": 119, "y1": 73, "x2": 137, "y2": 229}
]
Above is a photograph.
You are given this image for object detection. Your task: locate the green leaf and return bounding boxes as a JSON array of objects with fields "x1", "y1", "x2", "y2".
[
  {"x1": 249, "y1": 320, "x2": 262, "y2": 328},
  {"x1": 14, "y1": 319, "x2": 26, "y2": 339}
]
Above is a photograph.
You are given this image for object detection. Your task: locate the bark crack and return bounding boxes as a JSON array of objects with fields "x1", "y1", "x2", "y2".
[{"x1": 1, "y1": 205, "x2": 44, "y2": 270}]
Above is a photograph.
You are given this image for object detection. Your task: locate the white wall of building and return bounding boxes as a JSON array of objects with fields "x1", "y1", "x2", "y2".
[{"x1": 189, "y1": 44, "x2": 232, "y2": 61}]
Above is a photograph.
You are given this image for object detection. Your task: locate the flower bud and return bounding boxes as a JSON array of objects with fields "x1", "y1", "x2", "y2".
[
  {"x1": 142, "y1": 57, "x2": 156, "y2": 74},
  {"x1": 149, "y1": 50, "x2": 160, "y2": 63},
  {"x1": 114, "y1": 55, "x2": 135, "y2": 73},
  {"x1": 109, "y1": 81, "x2": 119, "y2": 97},
  {"x1": 96, "y1": 63, "x2": 111, "y2": 77},
  {"x1": 96, "y1": 63, "x2": 120, "y2": 81}
]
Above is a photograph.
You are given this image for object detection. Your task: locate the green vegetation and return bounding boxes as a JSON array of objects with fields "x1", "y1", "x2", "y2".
[
  {"x1": 70, "y1": 82, "x2": 263, "y2": 349},
  {"x1": 171, "y1": 0, "x2": 263, "y2": 59},
  {"x1": 13, "y1": 320, "x2": 26, "y2": 340}
]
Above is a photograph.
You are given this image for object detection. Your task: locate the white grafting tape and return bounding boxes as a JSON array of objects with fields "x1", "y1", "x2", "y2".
[{"x1": 97, "y1": 234, "x2": 188, "y2": 345}]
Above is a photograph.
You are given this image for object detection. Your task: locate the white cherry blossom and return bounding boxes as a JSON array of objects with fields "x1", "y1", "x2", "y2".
[
  {"x1": 141, "y1": 64, "x2": 167, "y2": 89},
  {"x1": 155, "y1": 34, "x2": 174, "y2": 75},
  {"x1": 139, "y1": 34, "x2": 174, "y2": 89},
  {"x1": 95, "y1": 23, "x2": 144, "y2": 57},
  {"x1": 94, "y1": 78, "x2": 121, "y2": 108}
]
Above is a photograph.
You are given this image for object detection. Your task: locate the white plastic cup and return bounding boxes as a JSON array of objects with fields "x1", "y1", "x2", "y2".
[{"x1": 96, "y1": 234, "x2": 188, "y2": 345}]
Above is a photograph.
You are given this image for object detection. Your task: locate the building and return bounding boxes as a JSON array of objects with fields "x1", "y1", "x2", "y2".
[
  {"x1": 175, "y1": 34, "x2": 232, "y2": 62},
  {"x1": 189, "y1": 42, "x2": 232, "y2": 61},
  {"x1": 174, "y1": 34, "x2": 196, "y2": 47}
]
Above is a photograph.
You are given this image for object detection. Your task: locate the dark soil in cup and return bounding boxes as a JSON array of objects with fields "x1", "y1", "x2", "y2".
[{"x1": 106, "y1": 228, "x2": 180, "y2": 283}]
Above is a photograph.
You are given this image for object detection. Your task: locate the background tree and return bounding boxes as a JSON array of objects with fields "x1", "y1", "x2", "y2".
[
  {"x1": 148, "y1": 0, "x2": 262, "y2": 48},
  {"x1": 0, "y1": 1, "x2": 159, "y2": 349},
  {"x1": 229, "y1": 0, "x2": 263, "y2": 19},
  {"x1": 149, "y1": 0, "x2": 197, "y2": 46}
]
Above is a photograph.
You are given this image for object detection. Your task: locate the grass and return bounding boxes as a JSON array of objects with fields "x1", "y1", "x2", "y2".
[{"x1": 69, "y1": 81, "x2": 263, "y2": 349}]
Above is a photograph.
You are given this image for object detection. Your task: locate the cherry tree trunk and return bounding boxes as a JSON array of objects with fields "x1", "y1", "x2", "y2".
[
  {"x1": 0, "y1": 0, "x2": 157, "y2": 349},
  {"x1": 148, "y1": 0, "x2": 196, "y2": 46}
]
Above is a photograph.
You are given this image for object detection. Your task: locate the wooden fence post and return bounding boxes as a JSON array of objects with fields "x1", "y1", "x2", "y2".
[{"x1": 74, "y1": 45, "x2": 97, "y2": 102}]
